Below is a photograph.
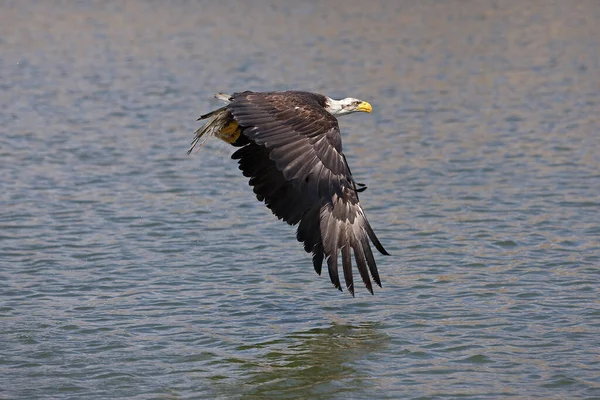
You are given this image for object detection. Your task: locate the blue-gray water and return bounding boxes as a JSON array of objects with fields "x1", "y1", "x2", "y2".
[{"x1": 1, "y1": 1, "x2": 599, "y2": 399}]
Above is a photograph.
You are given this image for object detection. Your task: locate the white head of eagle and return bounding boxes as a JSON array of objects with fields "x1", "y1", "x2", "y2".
[{"x1": 324, "y1": 97, "x2": 373, "y2": 116}]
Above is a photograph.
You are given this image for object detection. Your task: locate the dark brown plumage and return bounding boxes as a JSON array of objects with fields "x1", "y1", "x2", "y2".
[{"x1": 188, "y1": 90, "x2": 389, "y2": 296}]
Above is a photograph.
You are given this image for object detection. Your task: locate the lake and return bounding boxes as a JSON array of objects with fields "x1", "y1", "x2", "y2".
[{"x1": 1, "y1": 1, "x2": 599, "y2": 399}]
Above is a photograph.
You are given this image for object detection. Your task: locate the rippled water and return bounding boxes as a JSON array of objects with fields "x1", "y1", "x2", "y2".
[{"x1": 1, "y1": 1, "x2": 600, "y2": 399}]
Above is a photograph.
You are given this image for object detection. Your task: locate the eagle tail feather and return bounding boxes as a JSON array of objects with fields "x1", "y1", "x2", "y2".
[
  {"x1": 188, "y1": 107, "x2": 231, "y2": 154},
  {"x1": 214, "y1": 92, "x2": 232, "y2": 103}
]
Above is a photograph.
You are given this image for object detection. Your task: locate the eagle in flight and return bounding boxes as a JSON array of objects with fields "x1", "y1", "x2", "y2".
[{"x1": 188, "y1": 90, "x2": 389, "y2": 296}]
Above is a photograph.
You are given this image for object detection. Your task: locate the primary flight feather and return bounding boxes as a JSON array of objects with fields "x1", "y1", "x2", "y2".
[{"x1": 188, "y1": 90, "x2": 389, "y2": 296}]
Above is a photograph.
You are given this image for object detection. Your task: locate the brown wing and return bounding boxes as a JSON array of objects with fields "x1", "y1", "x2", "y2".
[{"x1": 228, "y1": 91, "x2": 388, "y2": 296}]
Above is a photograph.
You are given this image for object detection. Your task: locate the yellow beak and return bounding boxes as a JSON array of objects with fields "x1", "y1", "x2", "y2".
[{"x1": 356, "y1": 101, "x2": 372, "y2": 113}]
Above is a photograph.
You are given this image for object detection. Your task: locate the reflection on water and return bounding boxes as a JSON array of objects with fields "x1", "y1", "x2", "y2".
[{"x1": 215, "y1": 323, "x2": 388, "y2": 399}]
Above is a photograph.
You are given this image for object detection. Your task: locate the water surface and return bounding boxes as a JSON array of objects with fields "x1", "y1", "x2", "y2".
[{"x1": 1, "y1": 1, "x2": 599, "y2": 399}]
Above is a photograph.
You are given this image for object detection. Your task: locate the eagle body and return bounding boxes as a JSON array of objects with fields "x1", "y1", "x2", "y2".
[{"x1": 188, "y1": 90, "x2": 388, "y2": 296}]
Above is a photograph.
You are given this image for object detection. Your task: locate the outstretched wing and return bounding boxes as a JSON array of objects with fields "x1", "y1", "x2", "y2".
[{"x1": 229, "y1": 91, "x2": 388, "y2": 295}]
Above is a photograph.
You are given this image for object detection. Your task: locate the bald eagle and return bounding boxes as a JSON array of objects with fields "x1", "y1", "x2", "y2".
[{"x1": 188, "y1": 90, "x2": 389, "y2": 296}]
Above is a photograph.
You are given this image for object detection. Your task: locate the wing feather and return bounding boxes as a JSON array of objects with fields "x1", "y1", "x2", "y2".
[
  {"x1": 351, "y1": 226, "x2": 374, "y2": 294},
  {"x1": 360, "y1": 230, "x2": 381, "y2": 287},
  {"x1": 341, "y1": 243, "x2": 354, "y2": 296},
  {"x1": 312, "y1": 243, "x2": 324, "y2": 275},
  {"x1": 327, "y1": 253, "x2": 342, "y2": 292}
]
